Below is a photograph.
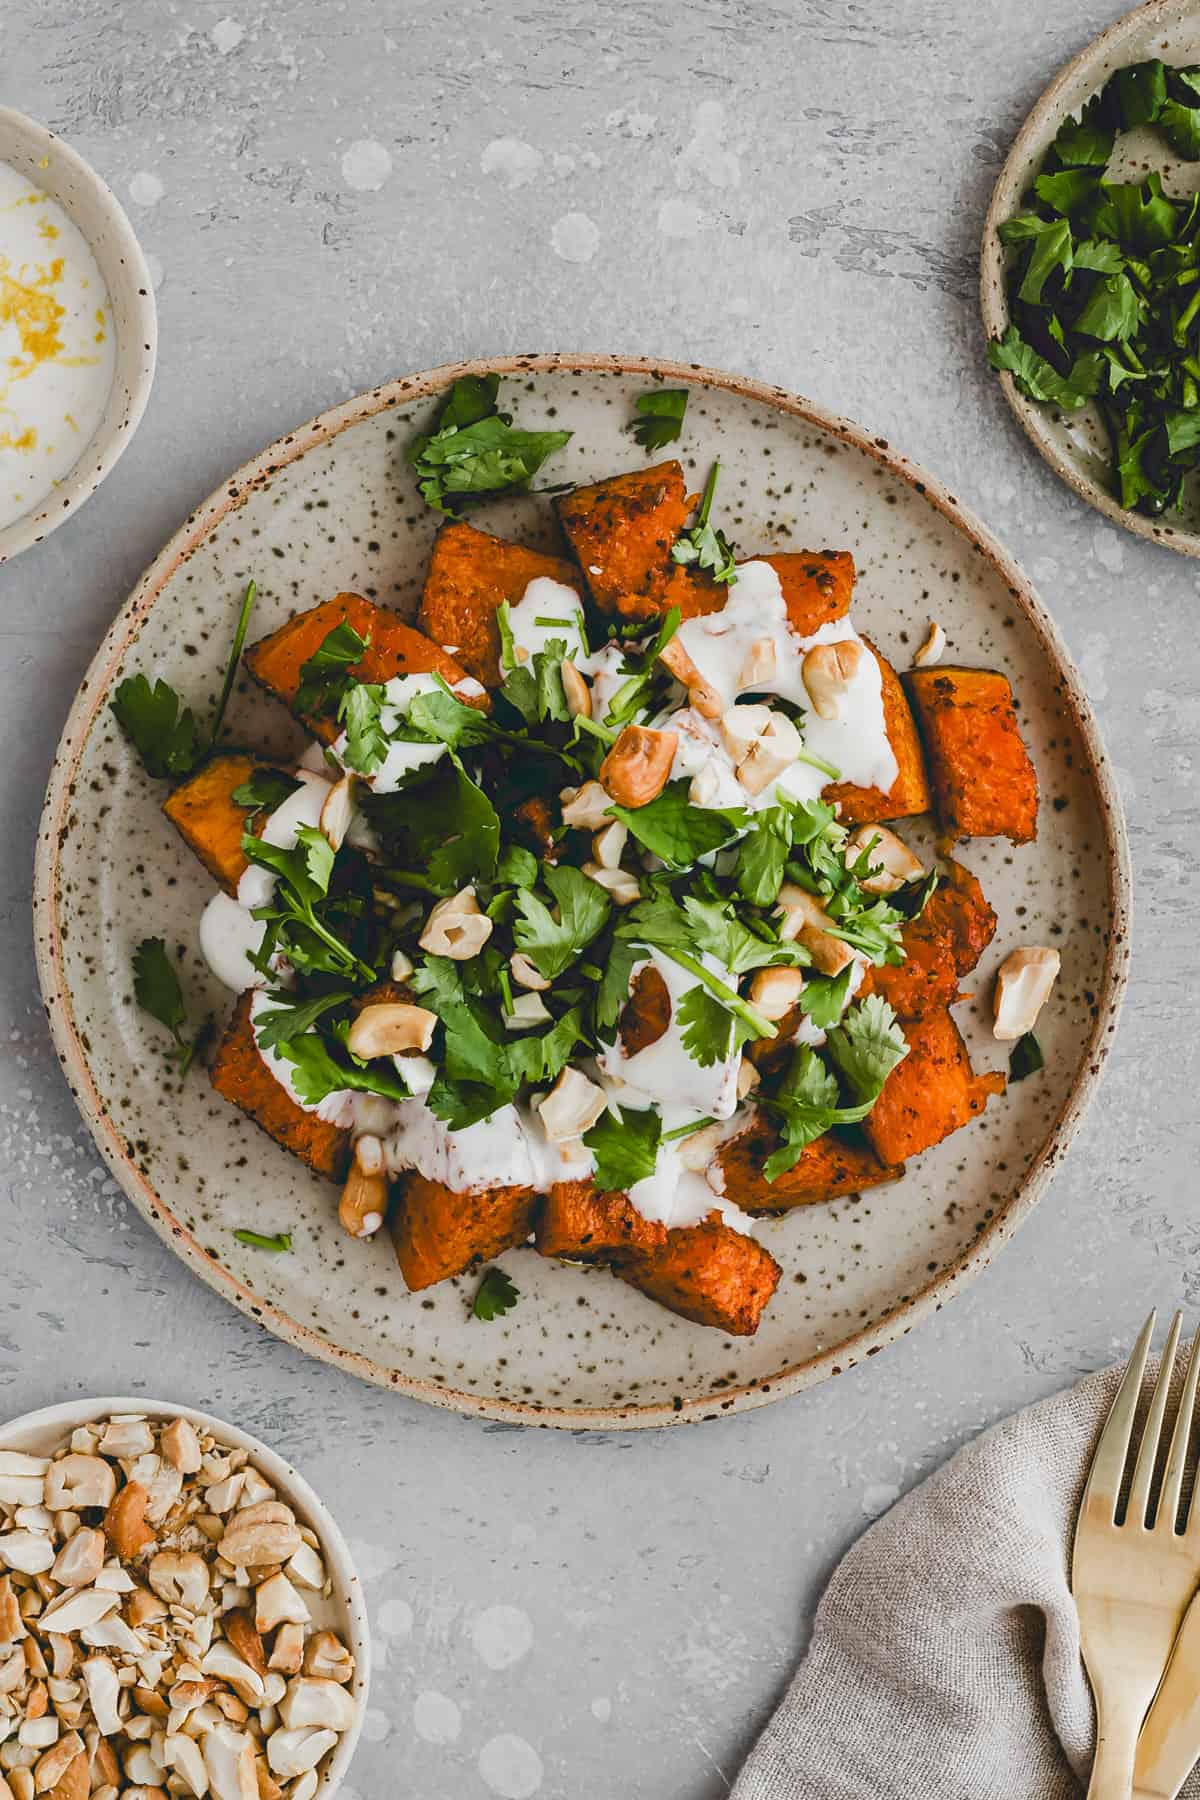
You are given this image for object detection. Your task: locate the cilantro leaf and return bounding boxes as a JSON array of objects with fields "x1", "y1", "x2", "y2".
[
  {"x1": 111, "y1": 676, "x2": 200, "y2": 779},
  {"x1": 231, "y1": 768, "x2": 301, "y2": 817},
  {"x1": 824, "y1": 996, "x2": 910, "y2": 1104},
  {"x1": 670, "y1": 461, "x2": 737, "y2": 584},
  {"x1": 632, "y1": 387, "x2": 688, "y2": 450},
  {"x1": 609, "y1": 781, "x2": 746, "y2": 869},
  {"x1": 338, "y1": 682, "x2": 388, "y2": 775},
  {"x1": 496, "y1": 843, "x2": 539, "y2": 888},
  {"x1": 799, "y1": 965, "x2": 853, "y2": 1031},
  {"x1": 597, "y1": 938, "x2": 643, "y2": 1032},
  {"x1": 295, "y1": 622, "x2": 370, "y2": 715},
  {"x1": 270, "y1": 1028, "x2": 414, "y2": 1106},
  {"x1": 405, "y1": 683, "x2": 495, "y2": 749},
  {"x1": 408, "y1": 376, "x2": 571, "y2": 514},
  {"x1": 987, "y1": 326, "x2": 1103, "y2": 410},
  {"x1": 1008, "y1": 1032, "x2": 1045, "y2": 1083},
  {"x1": 132, "y1": 938, "x2": 197, "y2": 1074},
  {"x1": 676, "y1": 985, "x2": 756, "y2": 1067},
  {"x1": 736, "y1": 807, "x2": 791, "y2": 906},
  {"x1": 251, "y1": 988, "x2": 354, "y2": 1052},
  {"x1": 582, "y1": 1103, "x2": 661, "y2": 1193},
  {"x1": 1073, "y1": 271, "x2": 1142, "y2": 342},
  {"x1": 499, "y1": 637, "x2": 571, "y2": 725},
  {"x1": 473, "y1": 1266, "x2": 520, "y2": 1320},
  {"x1": 242, "y1": 828, "x2": 376, "y2": 982},
  {"x1": 513, "y1": 864, "x2": 612, "y2": 980},
  {"x1": 233, "y1": 1229, "x2": 292, "y2": 1254}
]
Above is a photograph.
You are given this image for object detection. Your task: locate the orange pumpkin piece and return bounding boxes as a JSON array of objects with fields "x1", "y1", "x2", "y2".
[
  {"x1": 162, "y1": 753, "x2": 270, "y2": 895},
  {"x1": 245, "y1": 592, "x2": 481, "y2": 739},
  {"x1": 921, "y1": 857, "x2": 998, "y2": 976},
  {"x1": 904, "y1": 666, "x2": 1038, "y2": 844},
  {"x1": 825, "y1": 641, "x2": 932, "y2": 825},
  {"x1": 614, "y1": 1214, "x2": 781, "y2": 1336},
  {"x1": 536, "y1": 1182, "x2": 667, "y2": 1261},
  {"x1": 714, "y1": 1112, "x2": 903, "y2": 1213},
  {"x1": 391, "y1": 1173, "x2": 536, "y2": 1291},
  {"x1": 418, "y1": 519, "x2": 584, "y2": 685},
  {"x1": 862, "y1": 1008, "x2": 1005, "y2": 1165},
  {"x1": 209, "y1": 993, "x2": 351, "y2": 1181}
]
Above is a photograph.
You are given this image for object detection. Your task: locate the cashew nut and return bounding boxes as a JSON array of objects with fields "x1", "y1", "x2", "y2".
[
  {"x1": 505, "y1": 992, "x2": 552, "y2": 1031},
  {"x1": 913, "y1": 619, "x2": 946, "y2": 668},
  {"x1": 747, "y1": 967, "x2": 806, "y2": 1020},
  {"x1": 536, "y1": 1068, "x2": 608, "y2": 1143},
  {"x1": 418, "y1": 886, "x2": 493, "y2": 960},
  {"x1": 736, "y1": 1057, "x2": 761, "y2": 1100},
  {"x1": 737, "y1": 637, "x2": 778, "y2": 691},
  {"x1": 510, "y1": 953, "x2": 551, "y2": 992},
  {"x1": 992, "y1": 945, "x2": 1060, "y2": 1041},
  {"x1": 591, "y1": 819, "x2": 628, "y2": 870},
  {"x1": 659, "y1": 637, "x2": 722, "y2": 719},
  {"x1": 718, "y1": 703, "x2": 772, "y2": 764},
  {"x1": 103, "y1": 1482, "x2": 155, "y2": 1562},
  {"x1": 338, "y1": 1163, "x2": 388, "y2": 1241},
  {"x1": 599, "y1": 726, "x2": 678, "y2": 809},
  {"x1": 345, "y1": 1002, "x2": 436, "y2": 1059},
  {"x1": 44, "y1": 1457, "x2": 116, "y2": 1513},
  {"x1": 845, "y1": 825, "x2": 925, "y2": 895},
  {"x1": 775, "y1": 884, "x2": 859, "y2": 977},
  {"x1": 582, "y1": 863, "x2": 641, "y2": 905},
  {"x1": 560, "y1": 660, "x2": 592, "y2": 719},
  {"x1": 318, "y1": 774, "x2": 357, "y2": 852},
  {"x1": 560, "y1": 781, "x2": 613, "y2": 830},
  {"x1": 737, "y1": 712, "x2": 803, "y2": 796},
  {"x1": 802, "y1": 639, "x2": 864, "y2": 721}
]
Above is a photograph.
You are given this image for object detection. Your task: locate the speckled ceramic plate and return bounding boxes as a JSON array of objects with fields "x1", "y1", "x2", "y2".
[
  {"x1": 981, "y1": 0, "x2": 1200, "y2": 555},
  {"x1": 32, "y1": 354, "x2": 1130, "y2": 1428}
]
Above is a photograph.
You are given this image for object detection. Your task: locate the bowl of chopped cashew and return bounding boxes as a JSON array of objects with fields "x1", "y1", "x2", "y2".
[{"x1": 0, "y1": 1398, "x2": 369, "y2": 1800}]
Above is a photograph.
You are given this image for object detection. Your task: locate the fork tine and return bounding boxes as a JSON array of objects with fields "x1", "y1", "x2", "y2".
[
  {"x1": 1082, "y1": 1309, "x2": 1157, "y2": 1519},
  {"x1": 1129, "y1": 1311, "x2": 1182, "y2": 1524},
  {"x1": 1165, "y1": 1319, "x2": 1200, "y2": 1530}
]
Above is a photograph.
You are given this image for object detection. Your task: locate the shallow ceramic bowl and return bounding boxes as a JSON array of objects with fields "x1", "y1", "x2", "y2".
[
  {"x1": 981, "y1": 0, "x2": 1200, "y2": 554},
  {"x1": 0, "y1": 108, "x2": 157, "y2": 564},
  {"x1": 32, "y1": 354, "x2": 1130, "y2": 1428},
  {"x1": 0, "y1": 1395, "x2": 370, "y2": 1794}
]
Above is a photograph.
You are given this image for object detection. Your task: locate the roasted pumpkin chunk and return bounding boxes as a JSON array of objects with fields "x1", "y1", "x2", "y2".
[
  {"x1": 392, "y1": 1173, "x2": 536, "y2": 1291},
  {"x1": 922, "y1": 857, "x2": 997, "y2": 976},
  {"x1": 825, "y1": 641, "x2": 932, "y2": 825},
  {"x1": 162, "y1": 753, "x2": 266, "y2": 896},
  {"x1": 614, "y1": 1214, "x2": 781, "y2": 1337},
  {"x1": 862, "y1": 1008, "x2": 1005, "y2": 1165},
  {"x1": 418, "y1": 520, "x2": 583, "y2": 685},
  {"x1": 904, "y1": 665, "x2": 1038, "y2": 844},
  {"x1": 715, "y1": 1113, "x2": 903, "y2": 1213},
  {"x1": 536, "y1": 1181, "x2": 667, "y2": 1261},
  {"x1": 245, "y1": 592, "x2": 480, "y2": 739},
  {"x1": 210, "y1": 993, "x2": 350, "y2": 1181}
]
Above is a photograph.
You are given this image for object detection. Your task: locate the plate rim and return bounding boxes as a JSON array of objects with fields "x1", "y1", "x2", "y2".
[
  {"x1": 980, "y1": 0, "x2": 1200, "y2": 555},
  {"x1": 32, "y1": 350, "x2": 1133, "y2": 1430}
]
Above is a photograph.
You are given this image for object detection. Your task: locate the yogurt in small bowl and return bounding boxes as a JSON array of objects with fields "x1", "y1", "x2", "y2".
[{"x1": 0, "y1": 108, "x2": 156, "y2": 563}]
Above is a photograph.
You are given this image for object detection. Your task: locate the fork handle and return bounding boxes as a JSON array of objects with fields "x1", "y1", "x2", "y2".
[{"x1": 1088, "y1": 1700, "x2": 1144, "y2": 1800}]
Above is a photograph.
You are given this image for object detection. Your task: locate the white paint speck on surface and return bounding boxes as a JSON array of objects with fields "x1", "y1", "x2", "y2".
[
  {"x1": 1092, "y1": 524, "x2": 1124, "y2": 573},
  {"x1": 657, "y1": 197, "x2": 705, "y2": 239},
  {"x1": 861, "y1": 1482, "x2": 900, "y2": 1517},
  {"x1": 471, "y1": 1603, "x2": 533, "y2": 1670},
  {"x1": 414, "y1": 1689, "x2": 462, "y2": 1745},
  {"x1": 377, "y1": 1596, "x2": 413, "y2": 1638},
  {"x1": 480, "y1": 138, "x2": 542, "y2": 188},
  {"x1": 144, "y1": 253, "x2": 165, "y2": 291},
  {"x1": 590, "y1": 1696, "x2": 612, "y2": 1722},
  {"x1": 341, "y1": 140, "x2": 393, "y2": 192},
  {"x1": 675, "y1": 99, "x2": 741, "y2": 191},
  {"x1": 211, "y1": 16, "x2": 244, "y2": 53},
  {"x1": 129, "y1": 171, "x2": 164, "y2": 208},
  {"x1": 361, "y1": 1707, "x2": 391, "y2": 1743},
  {"x1": 479, "y1": 1733, "x2": 544, "y2": 1798},
  {"x1": 550, "y1": 212, "x2": 599, "y2": 264}
]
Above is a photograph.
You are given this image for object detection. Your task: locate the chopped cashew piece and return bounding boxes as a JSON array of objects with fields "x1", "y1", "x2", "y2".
[
  {"x1": 802, "y1": 639, "x2": 865, "y2": 721},
  {"x1": 747, "y1": 967, "x2": 806, "y2": 1021},
  {"x1": 390, "y1": 948, "x2": 414, "y2": 983},
  {"x1": 44, "y1": 1457, "x2": 115, "y2": 1513},
  {"x1": 737, "y1": 637, "x2": 777, "y2": 691},
  {"x1": 201, "y1": 1724, "x2": 258, "y2": 1800},
  {"x1": 505, "y1": 992, "x2": 552, "y2": 1031},
  {"x1": 278, "y1": 1678, "x2": 358, "y2": 1733},
  {"x1": 81, "y1": 1658, "x2": 122, "y2": 1737},
  {"x1": 147, "y1": 1552, "x2": 210, "y2": 1610},
  {"x1": 775, "y1": 884, "x2": 860, "y2": 977},
  {"x1": 599, "y1": 725, "x2": 678, "y2": 808},
  {"x1": 560, "y1": 781, "x2": 612, "y2": 830},
  {"x1": 269, "y1": 1622, "x2": 305, "y2": 1676},
  {"x1": 418, "y1": 886, "x2": 494, "y2": 960},
  {"x1": 50, "y1": 1529, "x2": 103, "y2": 1592},
  {"x1": 345, "y1": 1002, "x2": 436, "y2": 1059},
  {"x1": 582, "y1": 863, "x2": 641, "y2": 905},
  {"x1": 160, "y1": 1419, "x2": 202, "y2": 1476},
  {"x1": 318, "y1": 773, "x2": 357, "y2": 852},
  {"x1": 0, "y1": 1533, "x2": 54, "y2": 1576},
  {"x1": 591, "y1": 818, "x2": 628, "y2": 871},
  {"x1": 560, "y1": 660, "x2": 592, "y2": 719},
  {"x1": 992, "y1": 946, "x2": 1060, "y2": 1041},
  {"x1": 913, "y1": 619, "x2": 946, "y2": 668},
  {"x1": 302, "y1": 1632, "x2": 354, "y2": 1685},
  {"x1": 253, "y1": 1573, "x2": 310, "y2": 1634},
  {"x1": 718, "y1": 703, "x2": 772, "y2": 765},
  {"x1": 537, "y1": 1068, "x2": 608, "y2": 1143},
  {"x1": 659, "y1": 637, "x2": 722, "y2": 719},
  {"x1": 510, "y1": 953, "x2": 551, "y2": 992},
  {"x1": 675, "y1": 1123, "x2": 726, "y2": 1173},
  {"x1": 737, "y1": 712, "x2": 803, "y2": 796},
  {"x1": 266, "y1": 1728, "x2": 338, "y2": 1781},
  {"x1": 845, "y1": 825, "x2": 925, "y2": 895},
  {"x1": 736, "y1": 1058, "x2": 761, "y2": 1100}
]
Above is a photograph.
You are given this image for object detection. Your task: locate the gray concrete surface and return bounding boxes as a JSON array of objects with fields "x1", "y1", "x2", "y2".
[{"x1": 0, "y1": 2, "x2": 1181, "y2": 1793}]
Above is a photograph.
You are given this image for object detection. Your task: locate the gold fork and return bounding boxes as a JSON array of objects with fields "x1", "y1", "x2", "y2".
[{"x1": 1074, "y1": 1310, "x2": 1200, "y2": 1798}]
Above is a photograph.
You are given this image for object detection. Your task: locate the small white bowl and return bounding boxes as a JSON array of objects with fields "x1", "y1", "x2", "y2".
[
  {"x1": 0, "y1": 1395, "x2": 370, "y2": 1797},
  {"x1": 0, "y1": 108, "x2": 157, "y2": 564}
]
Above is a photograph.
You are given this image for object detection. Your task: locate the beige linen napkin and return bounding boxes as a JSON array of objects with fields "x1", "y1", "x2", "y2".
[{"x1": 734, "y1": 1361, "x2": 1200, "y2": 1800}]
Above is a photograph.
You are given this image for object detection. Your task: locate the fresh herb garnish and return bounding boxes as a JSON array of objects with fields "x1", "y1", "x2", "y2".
[
  {"x1": 408, "y1": 374, "x2": 572, "y2": 514},
  {"x1": 499, "y1": 637, "x2": 571, "y2": 726},
  {"x1": 631, "y1": 387, "x2": 689, "y2": 450},
  {"x1": 243, "y1": 826, "x2": 377, "y2": 983},
  {"x1": 111, "y1": 582, "x2": 258, "y2": 780},
  {"x1": 294, "y1": 622, "x2": 370, "y2": 716},
  {"x1": 582, "y1": 1103, "x2": 661, "y2": 1192},
  {"x1": 231, "y1": 769, "x2": 301, "y2": 818},
  {"x1": 513, "y1": 864, "x2": 612, "y2": 980},
  {"x1": 472, "y1": 1266, "x2": 520, "y2": 1320},
  {"x1": 762, "y1": 1000, "x2": 909, "y2": 1180},
  {"x1": 338, "y1": 683, "x2": 388, "y2": 775},
  {"x1": 677, "y1": 984, "x2": 758, "y2": 1066},
  {"x1": 271, "y1": 1028, "x2": 415, "y2": 1106},
  {"x1": 233, "y1": 1228, "x2": 292, "y2": 1254},
  {"x1": 1008, "y1": 1032, "x2": 1045, "y2": 1082},
  {"x1": 990, "y1": 59, "x2": 1200, "y2": 515},
  {"x1": 132, "y1": 938, "x2": 198, "y2": 1074},
  {"x1": 670, "y1": 462, "x2": 737, "y2": 584},
  {"x1": 608, "y1": 781, "x2": 746, "y2": 869}
]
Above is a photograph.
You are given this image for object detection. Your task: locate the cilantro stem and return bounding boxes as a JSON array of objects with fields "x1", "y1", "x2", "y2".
[
  {"x1": 661, "y1": 1115, "x2": 716, "y2": 1142},
  {"x1": 211, "y1": 581, "x2": 258, "y2": 746},
  {"x1": 656, "y1": 945, "x2": 776, "y2": 1040},
  {"x1": 233, "y1": 1228, "x2": 292, "y2": 1253},
  {"x1": 576, "y1": 610, "x2": 591, "y2": 656},
  {"x1": 793, "y1": 746, "x2": 842, "y2": 780},
  {"x1": 496, "y1": 601, "x2": 517, "y2": 674},
  {"x1": 572, "y1": 714, "x2": 618, "y2": 747}
]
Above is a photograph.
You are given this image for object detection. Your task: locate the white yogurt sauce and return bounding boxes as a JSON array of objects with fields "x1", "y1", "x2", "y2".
[
  {"x1": 247, "y1": 991, "x2": 355, "y2": 1127},
  {"x1": 328, "y1": 671, "x2": 487, "y2": 793},
  {"x1": 198, "y1": 891, "x2": 267, "y2": 994},
  {"x1": 505, "y1": 576, "x2": 587, "y2": 663},
  {"x1": 598, "y1": 947, "x2": 741, "y2": 1122},
  {"x1": 0, "y1": 163, "x2": 116, "y2": 531}
]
